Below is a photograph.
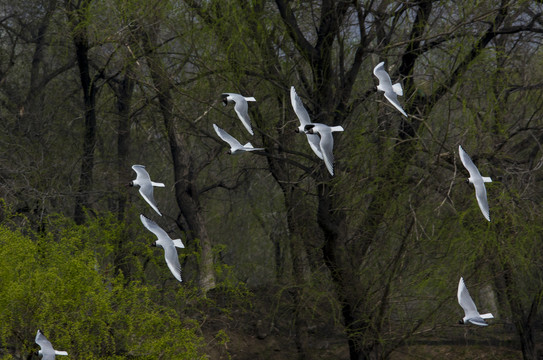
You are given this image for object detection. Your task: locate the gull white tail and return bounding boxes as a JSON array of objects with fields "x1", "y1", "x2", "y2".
[
  {"x1": 172, "y1": 239, "x2": 185, "y2": 248},
  {"x1": 392, "y1": 83, "x2": 403, "y2": 96}
]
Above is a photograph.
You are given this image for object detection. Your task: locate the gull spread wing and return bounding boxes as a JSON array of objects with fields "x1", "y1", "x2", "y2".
[
  {"x1": 290, "y1": 86, "x2": 323, "y2": 159},
  {"x1": 163, "y1": 242, "x2": 182, "y2": 282},
  {"x1": 41, "y1": 352, "x2": 56, "y2": 360},
  {"x1": 459, "y1": 146, "x2": 490, "y2": 221},
  {"x1": 384, "y1": 92, "x2": 408, "y2": 117},
  {"x1": 241, "y1": 142, "x2": 265, "y2": 151},
  {"x1": 315, "y1": 127, "x2": 335, "y2": 176},
  {"x1": 468, "y1": 318, "x2": 489, "y2": 326},
  {"x1": 140, "y1": 215, "x2": 182, "y2": 282},
  {"x1": 138, "y1": 184, "x2": 161, "y2": 216},
  {"x1": 140, "y1": 214, "x2": 170, "y2": 242},
  {"x1": 458, "y1": 277, "x2": 481, "y2": 320},
  {"x1": 291, "y1": 86, "x2": 311, "y2": 126},
  {"x1": 474, "y1": 182, "x2": 490, "y2": 221},
  {"x1": 458, "y1": 145, "x2": 483, "y2": 178},
  {"x1": 132, "y1": 165, "x2": 151, "y2": 182},
  {"x1": 36, "y1": 330, "x2": 65, "y2": 360},
  {"x1": 213, "y1": 124, "x2": 243, "y2": 149},
  {"x1": 373, "y1": 62, "x2": 393, "y2": 90},
  {"x1": 35, "y1": 330, "x2": 54, "y2": 353},
  {"x1": 307, "y1": 134, "x2": 324, "y2": 160}
]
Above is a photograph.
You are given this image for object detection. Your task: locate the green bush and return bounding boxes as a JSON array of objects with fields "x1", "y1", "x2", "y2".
[{"x1": 0, "y1": 214, "x2": 206, "y2": 359}]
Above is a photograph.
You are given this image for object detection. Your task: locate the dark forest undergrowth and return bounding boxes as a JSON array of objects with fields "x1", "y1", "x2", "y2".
[{"x1": 202, "y1": 286, "x2": 538, "y2": 360}]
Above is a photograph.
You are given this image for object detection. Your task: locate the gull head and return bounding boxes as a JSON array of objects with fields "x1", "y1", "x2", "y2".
[
  {"x1": 304, "y1": 124, "x2": 315, "y2": 134},
  {"x1": 295, "y1": 124, "x2": 305, "y2": 133},
  {"x1": 226, "y1": 150, "x2": 232, "y2": 155},
  {"x1": 150, "y1": 242, "x2": 157, "y2": 247},
  {"x1": 127, "y1": 181, "x2": 136, "y2": 187},
  {"x1": 458, "y1": 319, "x2": 465, "y2": 325},
  {"x1": 221, "y1": 94, "x2": 230, "y2": 106}
]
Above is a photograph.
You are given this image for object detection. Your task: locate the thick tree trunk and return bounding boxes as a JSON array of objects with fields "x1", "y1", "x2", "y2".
[
  {"x1": 500, "y1": 261, "x2": 540, "y2": 360},
  {"x1": 66, "y1": 0, "x2": 98, "y2": 225},
  {"x1": 14, "y1": 0, "x2": 58, "y2": 226},
  {"x1": 518, "y1": 323, "x2": 536, "y2": 360},
  {"x1": 110, "y1": 70, "x2": 135, "y2": 279},
  {"x1": 72, "y1": 40, "x2": 97, "y2": 224},
  {"x1": 140, "y1": 26, "x2": 216, "y2": 292},
  {"x1": 114, "y1": 71, "x2": 135, "y2": 221},
  {"x1": 19, "y1": 0, "x2": 57, "y2": 137},
  {"x1": 255, "y1": 105, "x2": 314, "y2": 357},
  {"x1": 285, "y1": 193, "x2": 312, "y2": 359}
]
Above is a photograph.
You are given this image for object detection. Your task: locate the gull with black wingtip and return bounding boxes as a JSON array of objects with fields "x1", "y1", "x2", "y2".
[
  {"x1": 221, "y1": 93, "x2": 257, "y2": 135},
  {"x1": 140, "y1": 214, "x2": 184, "y2": 282},
  {"x1": 457, "y1": 277, "x2": 494, "y2": 326},
  {"x1": 291, "y1": 86, "x2": 323, "y2": 160},
  {"x1": 35, "y1": 329, "x2": 68, "y2": 360},
  {"x1": 373, "y1": 61, "x2": 408, "y2": 117},
  {"x1": 304, "y1": 123, "x2": 344, "y2": 176},
  {"x1": 213, "y1": 123, "x2": 264, "y2": 155},
  {"x1": 129, "y1": 165, "x2": 165, "y2": 216},
  {"x1": 458, "y1": 145, "x2": 492, "y2": 222}
]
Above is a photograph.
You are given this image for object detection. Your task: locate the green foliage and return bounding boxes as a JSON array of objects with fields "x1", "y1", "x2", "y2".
[{"x1": 0, "y1": 213, "x2": 206, "y2": 359}]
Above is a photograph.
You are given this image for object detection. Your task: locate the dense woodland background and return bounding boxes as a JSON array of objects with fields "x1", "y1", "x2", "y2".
[{"x1": 1, "y1": 0, "x2": 543, "y2": 359}]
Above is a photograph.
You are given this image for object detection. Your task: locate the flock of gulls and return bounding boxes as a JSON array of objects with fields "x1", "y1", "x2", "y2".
[{"x1": 34, "y1": 62, "x2": 495, "y2": 358}]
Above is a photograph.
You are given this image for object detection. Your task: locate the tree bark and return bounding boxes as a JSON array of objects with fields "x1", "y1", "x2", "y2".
[
  {"x1": 140, "y1": 24, "x2": 216, "y2": 292},
  {"x1": 109, "y1": 68, "x2": 135, "y2": 279},
  {"x1": 114, "y1": 70, "x2": 135, "y2": 221},
  {"x1": 499, "y1": 260, "x2": 540, "y2": 360},
  {"x1": 65, "y1": 0, "x2": 98, "y2": 225},
  {"x1": 19, "y1": 0, "x2": 58, "y2": 138}
]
